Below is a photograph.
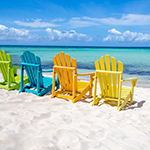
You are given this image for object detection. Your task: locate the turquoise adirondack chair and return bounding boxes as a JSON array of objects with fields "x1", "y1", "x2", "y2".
[
  {"x1": 19, "y1": 50, "x2": 59, "y2": 96},
  {"x1": 0, "y1": 50, "x2": 29, "y2": 91}
]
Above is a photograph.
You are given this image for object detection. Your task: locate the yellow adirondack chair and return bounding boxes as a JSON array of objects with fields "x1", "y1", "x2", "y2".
[
  {"x1": 92, "y1": 54, "x2": 138, "y2": 111},
  {"x1": 51, "y1": 52, "x2": 95, "y2": 103},
  {"x1": 0, "y1": 50, "x2": 29, "y2": 91}
]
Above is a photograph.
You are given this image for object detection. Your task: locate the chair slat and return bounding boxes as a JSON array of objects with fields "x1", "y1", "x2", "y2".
[
  {"x1": 95, "y1": 60, "x2": 104, "y2": 95},
  {"x1": 105, "y1": 55, "x2": 112, "y2": 97},
  {"x1": 105, "y1": 55, "x2": 110, "y2": 71},
  {"x1": 111, "y1": 57, "x2": 117, "y2": 98},
  {"x1": 72, "y1": 58, "x2": 77, "y2": 73},
  {"x1": 100, "y1": 56, "x2": 105, "y2": 70},
  {"x1": 36, "y1": 56, "x2": 43, "y2": 87},
  {"x1": 60, "y1": 52, "x2": 70, "y2": 91},
  {"x1": 7, "y1": 54, "x2": 15, "y2": 83},
  {"x1": 56, "y1": 54, "x2": 66, "y2": 89},
  {"x1": 118, "y1": 61, "x2": 123, "y2": 89},
  {"x1": 66, "y1": 54, "x2": 73, "y2": 91},
  {"x1": 21, "y1": 55, "x2": 32, "y2": 83},
  {"x1": 27, "y1": 51, "x2": 38, "y2": 85},
  {"x1": 99, "y1": 56, "x2": 108, "y2": 96},
  {"x1": 72, "y1": 58, "x2": 77, "y2": 92},
  {"x1": 30, "y1": 53, "x2": 38, "y2": 85},
  {"x1": 53, "y1": 57, "x2": 64, "y2": 89},
  {"x1": 22, "y1": 51, "x2": 36, "y2": 86},
  {"x1": 95, "y1": 60, "x2": 100, "y2": 70},
  {"x1": 0, "y1": 51, "x2": 8, "y2": 81}
]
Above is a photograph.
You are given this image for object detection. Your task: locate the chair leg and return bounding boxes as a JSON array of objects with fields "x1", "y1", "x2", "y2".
[
  {"x1": 130, "y1": 94, "x2": 133, "y2": 105},
  {"x1": 92, "y1": 77, "x2": 99, "y2": 105},
  {"x1": 72, "y1": 86, "x2": 90, "y2": 103},
  {"x1": 51, "y1": 71, "x2": 56, "y2": 98},
  {"x1": 89, "y1": 88, "x2": 92, "y2": 98},
  {"x1": 89, "y1": 74, "x2": 94, "y2": 98},
  {"x1": 19, "y1": 65, "x2": 24, "y2": 93},
  {"x1": 56, "y1": 79, "x2": 60, "y2": 90}
]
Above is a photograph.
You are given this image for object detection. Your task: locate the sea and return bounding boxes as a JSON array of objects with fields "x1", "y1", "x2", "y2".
[{"x1": 0, "y1": 45, "x2": 150, "y2": 87}]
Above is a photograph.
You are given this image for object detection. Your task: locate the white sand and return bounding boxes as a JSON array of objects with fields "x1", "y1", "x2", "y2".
[{"x1": 0, "y1": 76, "x2": 150, "y2": 149}]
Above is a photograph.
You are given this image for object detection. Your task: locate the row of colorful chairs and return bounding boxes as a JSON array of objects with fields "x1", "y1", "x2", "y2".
[{"x1": 0, "y1": 50, "x2": 138, "y2": 110}]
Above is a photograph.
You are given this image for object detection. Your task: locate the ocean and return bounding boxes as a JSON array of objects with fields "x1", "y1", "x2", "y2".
[{"x1": 0, "y1": 45, "x2": 150, "y2": 86}]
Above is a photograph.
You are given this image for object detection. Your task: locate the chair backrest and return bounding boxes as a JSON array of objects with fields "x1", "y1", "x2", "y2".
[
  {"x1": 53, "y1": 52, "x2": 77, "y2": 91},
  {"x1": 95, "y1": 55, "x2": 123, "y2": 98},
  {"x1": 0, "y1": 50, "x2": 15, "y2": 82},
  {"x1": 21, "y1": 50, "x2": 43, "y2": 87}
]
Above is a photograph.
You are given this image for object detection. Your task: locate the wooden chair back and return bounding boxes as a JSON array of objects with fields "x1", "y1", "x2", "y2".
[
  {"x1": 21, "y1": 50, "x2": 43, "y2": 87},
  {"x1": 0, "y1": 50, "x2": 15, "y2": 83},
  {"x1": 95, "y1": 55, "x2": 123, "y2": 98},
  {"x1": 53, "y1": 52, "x2": 77, "y2": 91}
]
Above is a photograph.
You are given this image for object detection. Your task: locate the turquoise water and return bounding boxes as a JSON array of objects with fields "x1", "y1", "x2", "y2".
[{"x1": 0, "y1": 45, "x2": 150, "y2": 85}]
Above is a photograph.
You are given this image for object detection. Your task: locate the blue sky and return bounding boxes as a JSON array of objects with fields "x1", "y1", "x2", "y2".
[{"x1": 1, "y1": 0, "x2": 150, "y2": 46}]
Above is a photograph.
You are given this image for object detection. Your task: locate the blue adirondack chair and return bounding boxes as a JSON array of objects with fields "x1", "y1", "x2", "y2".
[{"x1": 19, "y1": 50, "x2": 59, "y2": 96}]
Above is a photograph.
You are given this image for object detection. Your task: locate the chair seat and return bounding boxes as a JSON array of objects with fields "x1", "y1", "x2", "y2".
[
  {"x1": 77, "y1": 81, "x2": 90, "y2": 92},
  {"x1": 43, "y1": 77, "x2": 53, "y2": 88},
  {"x1": 14, "y1": 75, "x2": 28, "y2": 83},
  {"x1": 102, "y1": 87, "x2": 131, "y2": 100},
  {"x1": 120, "y1": 87, "x2": 131, "y2": 99}
]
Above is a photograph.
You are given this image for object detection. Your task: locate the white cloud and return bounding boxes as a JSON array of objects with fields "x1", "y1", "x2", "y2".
[
  {"x1": 71, "y1": 14, "x2": 150, "y2": 27},
  {"x1": 108, "y1": 28, "x2": 122, "y2": 34},
  {"x1": 46, "y1": 28, "x2": 92, "y2": 41},
  {"x1": 14, "y1": 19, "x2": 59, "y2": 28},
  {"x1": 68, "y1": 17, "x2": 99, "y2": 28},
  {"x1": 0, "y1": 24, "x2": 8, "y2": 30},
  {"x1": 99, "y1": 14, "x2": 150, "y2": 25},
  {"x1": 103, "y1": 28, "x2": 150, "y2": 42},
  {"x1": 0, "y1": 24, "x2": 37, "y2": 41},
  {"x1": 51, "y1": 18, "x2": 65, "y2": 23},
  {"x1": 0, "y1": 24, "x2": 93, "y2": 44}
]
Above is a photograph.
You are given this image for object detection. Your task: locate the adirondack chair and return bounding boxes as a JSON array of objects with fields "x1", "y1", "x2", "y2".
[
  {"x1": 0, "y1": 50, "x2": 29, "y2": 91},
  {"x1": 51, "y1": 52, "x2": 95, "y2": 103},
  {"x1": 19, "y1": 50, "x2": 59, "y2": 96},
  {"x1": 92, "y1": 54, "x2": 138, "y2": 111}
]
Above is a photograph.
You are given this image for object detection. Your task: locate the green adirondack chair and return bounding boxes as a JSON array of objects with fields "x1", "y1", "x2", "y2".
[
  {"x1": 19, "y1": 50, "x2": 59, "y2": 96},
  {"x1": 0, "y1": 50, "x2": 29, "y2": 91}
]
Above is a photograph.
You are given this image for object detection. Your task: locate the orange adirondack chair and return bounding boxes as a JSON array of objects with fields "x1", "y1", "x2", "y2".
[
  {"x1": 51, "y1": 52, "x2": 95, "y2": 103},
  {"x1": 92, "y1": 54, "x2": 138, "y2": 111}
]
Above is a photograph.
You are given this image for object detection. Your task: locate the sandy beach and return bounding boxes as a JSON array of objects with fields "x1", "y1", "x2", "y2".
[{"x1": 0, "y1": 73, "x2": 150, "y2": 150}]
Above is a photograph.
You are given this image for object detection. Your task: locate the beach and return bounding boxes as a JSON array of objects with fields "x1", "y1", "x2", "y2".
[
  {"x1": 0, "y1": 73, "x2": 150, "y2": 150},
  {"x1": 0, "y1": 46, "x2": 150, "y2": 149}
]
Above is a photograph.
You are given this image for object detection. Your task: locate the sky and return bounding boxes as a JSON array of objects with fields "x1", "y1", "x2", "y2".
[{"x1": 1, "y1": 0, "x2": 150, "y2": 46}]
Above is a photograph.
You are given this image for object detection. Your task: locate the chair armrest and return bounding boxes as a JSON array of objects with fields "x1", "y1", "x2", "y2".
[
  {"x1": 122, "y1": 77, "x2": 138, "y2": 87},
  {"x1": 42, "y1": 69, "x2": 53, "y2": 72},
  {"x1": 77, "y1": 72, "x2": 95, "y2": 76},
  {"x1": 122, "y1": 77, "x2": 138, "y2": 82},
  {"x1": 13, "y1": 65, "x2": 20, "y2": 69},
  {"x1": 21, "y1": 62, "x2": 39, "y2": 67}
]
